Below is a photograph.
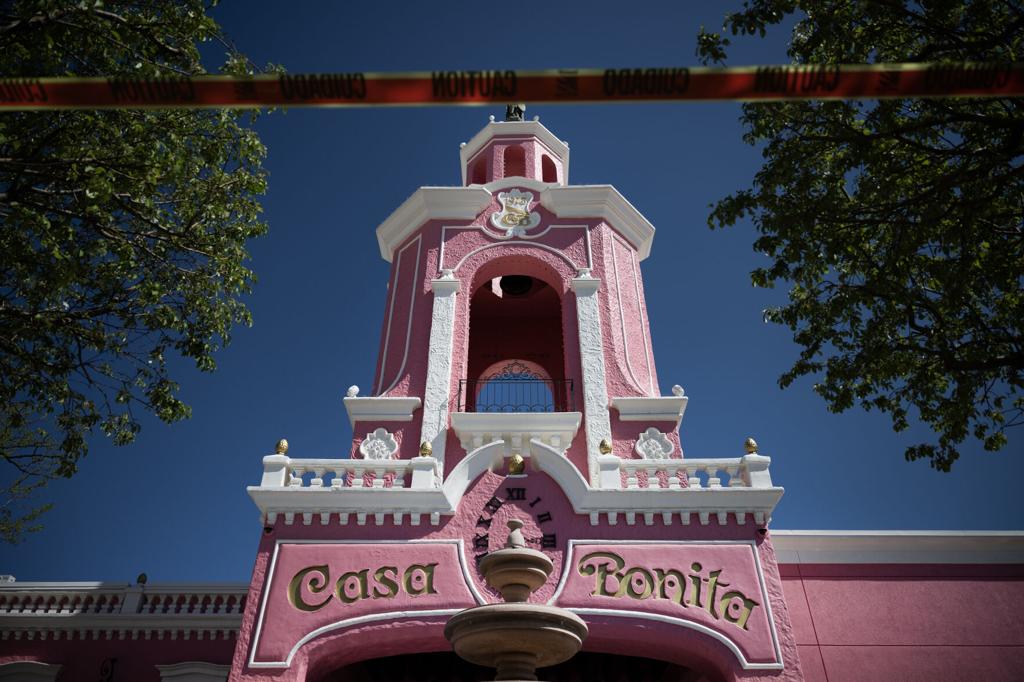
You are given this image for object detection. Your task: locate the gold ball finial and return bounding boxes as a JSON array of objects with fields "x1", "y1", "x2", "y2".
[
  {"x1": 275, "y1": 439, "x2": 289, "y2": 455},
  {"x1": 599, "y1": 438, "x2": 613, "y2": 455},
  {"x1": 419, "y1": 440, "x2": 433, "y2": 457},
  {"x1": 744, "y1": 437, "x2": 758, "y2": 454},
  {"x1": 508, "y1": 453, "x2": 525, "y2": 475}
]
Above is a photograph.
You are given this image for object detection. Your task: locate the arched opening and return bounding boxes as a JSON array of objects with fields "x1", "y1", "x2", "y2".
[
  {"x1": 461, "y1": 273, "x2": 570, "y2": 413},
  {"x1": 470, "y1": 156, "x2": 487, "y2": 185},
  {"x1": 471, "y1": 358, "x2": 557, "y2": 412},
  {"x1": 321, "y1": 651, "x2": 709, "y2": 681},
  {"x1": 542, "y1": 154, "x2": 558, "y2": 183},
  {"x1": 503, "y1": 145, "x2": 526, "y2": 178}
]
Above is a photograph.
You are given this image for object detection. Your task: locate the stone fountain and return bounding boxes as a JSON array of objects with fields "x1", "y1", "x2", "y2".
[{"x1": 445, "y1": 519, "x2": 588, "y2": 681}]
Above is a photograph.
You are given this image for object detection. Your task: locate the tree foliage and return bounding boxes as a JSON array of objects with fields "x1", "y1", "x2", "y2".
[
  {"x1": 698, "y1": 1, "x2": 1023, "y2": 469},
  {"x1": 0, "y1": 1, "x2": 270, "y2": 541}
]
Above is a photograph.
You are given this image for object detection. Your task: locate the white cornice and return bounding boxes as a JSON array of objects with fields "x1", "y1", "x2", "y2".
[
  {"x1": 611, "y1": 396, "x2": 688, "y2": 425},
  {"x1": 540, "y1": 185, "x2": 656, "y2": 260},
  {"x1": 247, "y1": 438, "x2": 785, "y2": 527},
  {"x1": 459, "y1": 119, "x2": 570, "y2": 185},
  {"x1": 376, "y1": 187, "x2": 492, "y2": 262},
  {"x1": 156, "y1": 662, "x2": 231, "y2": 680},
  {"x1": 375, "y1": 184, "x2": 657, "y2": 264},
  {"x1": 343, "y1": 396, "x2": 422, "y2": 427},
  {"x1": 771, "y1": 530, "x2": 1024, "y2": 564}
]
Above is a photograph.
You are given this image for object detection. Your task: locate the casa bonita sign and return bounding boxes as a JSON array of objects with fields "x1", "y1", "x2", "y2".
[{"x1": 249, "y1": 540, "x2": 782, "y2": 669}]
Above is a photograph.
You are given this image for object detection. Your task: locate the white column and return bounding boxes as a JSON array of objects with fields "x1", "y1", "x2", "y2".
[
  {"x1": 418, "y1": 274, "x2": 461, "y2": 479},
  {"x1": 571, "y1": 274, "x2": 612, "y2": 486}
]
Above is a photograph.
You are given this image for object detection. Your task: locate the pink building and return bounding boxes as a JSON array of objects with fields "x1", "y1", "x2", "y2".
[{"x1": 2, "y1": 114, "x2": 1022, "y2": 682}]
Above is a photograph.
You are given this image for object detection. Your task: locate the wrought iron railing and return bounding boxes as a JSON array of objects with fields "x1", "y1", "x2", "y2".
[{"x1": 458, "y1": 361, "x2": 574, "y2": 413}]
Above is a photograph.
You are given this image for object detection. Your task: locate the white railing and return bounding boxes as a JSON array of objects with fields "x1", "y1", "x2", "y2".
[
  {"x1": 258, "y1": 454, "x2": 439, "y2": 490},
  {"x1": 600, "y1": 453, "x2": 773, "y2": 490},
  {"x1": 0, "y1": 583, "x2": 247, "y2": 617}
]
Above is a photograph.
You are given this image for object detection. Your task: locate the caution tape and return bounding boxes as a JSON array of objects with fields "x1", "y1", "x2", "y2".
[{"x1": 0, "y1": 63, "x2": 1021, "y2": 110}]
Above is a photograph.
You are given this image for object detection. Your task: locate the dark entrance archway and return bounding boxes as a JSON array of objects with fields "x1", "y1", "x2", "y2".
[{"x1": 321, "y1": 651, "x2": 714, "y2": 682}]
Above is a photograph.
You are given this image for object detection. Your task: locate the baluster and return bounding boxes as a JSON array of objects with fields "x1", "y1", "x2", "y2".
[
  {"x1": 686, "y1": 465, "x2": 702, "y2": 489},
  {"x1": 372, "y1": 467, "x2": 386, "y2": 488},
  {"x1": 708, "y1": 468, "x2": 722, "y2": 488},
  {"x1": 625, "y1": 464, "x2": 639, "y2": 489},
  {"x1": 327, "y1": 468, "x2": 343, "y2": 488},
  {"x1": 348, "y1": 465, "x2": 366, "y2": 488},
  {"x1": 393, "y1": 466, "x2": 406, "y2": 489},
  {"x1": 288, "y1": 466, "x2": 304, "y2": 487},
  {"x1": 668, "y1": 465, "x2": 683, "y2": 489},
  {"x1": 310, "y1": 467, "x2": 324, "y2": 488},
  {"x1": 646, "y1": 463, "x2": 663, "y2": 488},
  {"x1": 728, "y1": 466, "x2": 744, "y2": 487}
]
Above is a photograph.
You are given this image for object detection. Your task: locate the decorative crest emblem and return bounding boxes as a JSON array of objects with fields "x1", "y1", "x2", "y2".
[
  {"x1": 635, "y1": 427, "x2": 674, "y2": 459},
  {"x1": 490, "y1": 189, "x2": 540, "y2": 237}
]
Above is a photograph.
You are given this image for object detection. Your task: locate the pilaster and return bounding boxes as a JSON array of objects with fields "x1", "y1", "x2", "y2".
[
  {"x1": 570, "y1": 274, "x2": 612, "y2": 486},
  {"x1": 419, "y1": 273, "x2": 461, "y2": 475}
]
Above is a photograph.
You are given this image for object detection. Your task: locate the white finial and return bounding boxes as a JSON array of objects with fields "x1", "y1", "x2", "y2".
[
  {"x1": 346, "y1": 385, "x2": 359, "y2": 398},
  {"x1": 533, "y1": 115, "x2": 540, "y2": 121},
  {"x1": 488, "y1": 115, "x2": 495, "y2": 122},
  {"x1": 459, "y1": 142, "x2": 466, "y2": 148},
  {"x1": 671, "y1": 385, "x2": 685, "y2": 397}
]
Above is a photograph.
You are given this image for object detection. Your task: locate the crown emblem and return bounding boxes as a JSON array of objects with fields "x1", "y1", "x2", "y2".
[{"x1": 490, "y1": 189, "x2": 540, "y2": 237}]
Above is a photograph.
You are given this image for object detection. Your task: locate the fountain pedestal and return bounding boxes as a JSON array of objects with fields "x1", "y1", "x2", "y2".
[{"x1": 444, "y1": 520, "x2": 588, "y2": 681}]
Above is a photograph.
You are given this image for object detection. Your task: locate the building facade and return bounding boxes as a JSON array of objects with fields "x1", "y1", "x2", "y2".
[{"x1": 2, "y1": 116, "x2": 1022, "y2": 682}]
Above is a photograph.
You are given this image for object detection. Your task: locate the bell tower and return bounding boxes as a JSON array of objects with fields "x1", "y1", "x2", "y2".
[
  {"x1": 363, "y1": 112, "x2": 690, "y2": 486},
  {"x1": 238, "y1": 112, "x2": 798, "y2": 681}
]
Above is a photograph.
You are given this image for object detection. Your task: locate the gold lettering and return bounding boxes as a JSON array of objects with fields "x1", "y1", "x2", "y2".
[
  {"x1": 575, "y1": 554, "x2": 759, "y2": 632},
  {"x1": 288, "y1": 565, "x2": 333, "y2": 612},
  {"x1": 654, "y1": 568, "x2": 688, "y2": 607},
  {"x1": 404, "y1": 563, "x2": 438, "y2": 596},
  {"x1": 336, "y1": 568, "x2": 369, "y2": 603},
  {"x1": 372, "y1": 566, "x2": 399, "y2": 599},
  {"x1": 719, "y1": 591, "x2": 759, "y2": 630},
  {"x1": 577, "y1": 551, "x2": 625, "y2": 597},
  {"x1": 619, "y1": 567, "x2": 654, "y2": 599}
]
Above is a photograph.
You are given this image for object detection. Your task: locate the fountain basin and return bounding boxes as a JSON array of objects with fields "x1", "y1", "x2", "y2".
[{"x1": 444, "y1": 603, "x2": 588, "y2": 681}]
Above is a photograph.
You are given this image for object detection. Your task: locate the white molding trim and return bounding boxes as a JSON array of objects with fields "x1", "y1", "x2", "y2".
[
  {"x1": 156, "y1": 662, "x2": 230, "y2": 681},
  {"x1": 481, "y1": 176, "x2": 560, "y2": 194},
  {"x1": 771, "y1": 530, "x2": 1024, "y2": 565},
  {"x1": 377, "y1": 184, "x2": 653, "y2": 266},
  {"x1": 611, "y1": 396, "x2": 689, "y2": 425},
  {"x1": 247, "y1": 438, "x2": 785, "y2": 525},
  {"x1": 610, "y1": 235, "x2": 650, "y2": 394},
  {"x1": 418, "y1": 275, "x2": 461, "y2": 473},
  {"x1": 571, "y1": 276, "x2": 612, "y2": 486},
  {"x1": 248, "y1": 538, "x2": 481, "y2": 668},
  {"x1": 541, "y1": 185, "x2": 655, "y2": 260},
  {"x1": 342, "y1": 397, "x2": 422, "y2": 428},
  {"x1": 438, "y1": 224, "x2": 592, "y2": 277},
  {"x1": 460, "y1": 120, "x2": 570, "y2": 185},
  {"x1": 0, "y1": 662, "x2": 62, "y2": 681},
  {"x1": 548, "y1": 539, "x2": 784, "y2": 670},
  {"x1": 449, "y1": 412, "x2": 582, "y2": 452},
  {"x1": 450, "y1": 240, "x2": 582, "y2": 275},
  {"x1": 376, "y1": 187, "x2": 492, "y2": 262},
  {"x1": 376, "y1": 235, "x2": 421, "y2": 395}
]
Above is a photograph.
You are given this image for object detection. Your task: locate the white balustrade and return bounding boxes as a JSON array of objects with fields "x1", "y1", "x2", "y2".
[
  {"x1": 264, "y1": 456, "x2": 438, "y2": 491},
  {"x1": 0, "y1": 584, "x2": 246, "y2": 616},
  {"x1": 614, "y1": 454, "x2": 773, "y2": 490}
]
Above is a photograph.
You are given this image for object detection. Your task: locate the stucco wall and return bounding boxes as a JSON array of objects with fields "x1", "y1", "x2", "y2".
[{"x1": 779, "y1": 563, "x2": 1024, "y2": 681}]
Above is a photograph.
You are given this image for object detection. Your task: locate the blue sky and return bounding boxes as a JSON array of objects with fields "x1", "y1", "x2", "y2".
[{"x1": 3, "y1": 2, "x2": 1021, "y2": 582}]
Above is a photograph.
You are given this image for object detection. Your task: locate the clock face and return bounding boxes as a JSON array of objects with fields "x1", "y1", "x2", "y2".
[{"x1": 464, "y1": 473, "x2": 562, "y2": 600}]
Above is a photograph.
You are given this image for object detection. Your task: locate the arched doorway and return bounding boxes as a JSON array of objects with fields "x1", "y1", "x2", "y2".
[
  {"x1": 321, "y1": 651, "x2": 712, "y2": 682},
  {"x1": 463, "y1": 273, "x2": 570, "y2": 413}
]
